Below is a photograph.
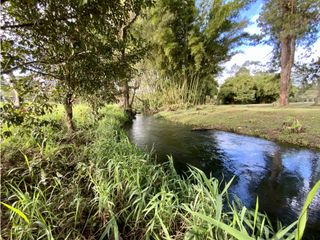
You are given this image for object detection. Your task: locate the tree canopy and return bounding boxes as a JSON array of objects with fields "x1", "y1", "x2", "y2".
[
  {"x1": 218, "y1": 68, "x2": 295, "y2": 104},
  {"x1": 258, "y1": 0, "x2": 320, "y2": 106},
  {"x1": 137, "y1": 0, "x2": 251, "y2": 105},
  {"x1": 1, "y1": 0, "x2": 152, "y2": 130}
]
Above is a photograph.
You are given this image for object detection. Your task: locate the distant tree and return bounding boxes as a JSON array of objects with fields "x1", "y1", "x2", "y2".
[
  {"x1": 294, "y1": 58, "x2": 320, "y2": 104},
  {"x1": 218, "y1": 68, "x2": 289, "y2": 104},
  {"x1": 219, "y1": 68, "x2": 256, "y2": 104},
  {"x1": 259, "y1": 0, "x2": 320, "y2": 106},
  {"x1": 117, "y1": 2, "x2": 153, "y2": 114}
]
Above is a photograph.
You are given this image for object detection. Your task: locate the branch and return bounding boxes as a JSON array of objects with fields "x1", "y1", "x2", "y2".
[
  {"x1": 24, "y1": 67, "x2": 63, "y2": 80},
  {"x1": 123, "y1": 12, "x2": 140, "y2": 35},
  {"x1": 1, "y1": 58, "x2": 66, "y2": 75},
  {"x1": 0, "y1": 15, "x2": 78, "y2": 30},
  {"x1": 0, "y1": 23, "x2": 36, "y2": 29},
  {"x1": 1, "y1": 61, "x2": 38, "y2": 75}
]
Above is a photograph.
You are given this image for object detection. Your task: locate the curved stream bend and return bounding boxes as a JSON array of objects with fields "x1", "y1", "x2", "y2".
[{"x1": 126, "y1": 115, "x2": 320, "y2": 237}]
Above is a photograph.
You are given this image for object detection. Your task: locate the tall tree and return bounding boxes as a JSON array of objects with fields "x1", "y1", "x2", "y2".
[
  {"x1": 117, "y1": 2, "x2": 152, "y2": 114},
  {"x1": 259, "y1": 0, "x2": 320, "y2": 106},
  {"x1": 140, "y1": 0, "x2": 251, "y2": 104},
  {"x1": 1, "y1": 0, "x2": 152, "y2": 130}
]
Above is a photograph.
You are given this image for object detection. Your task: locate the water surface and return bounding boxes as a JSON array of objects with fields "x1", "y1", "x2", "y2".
[{"x1": 126, "y1": 115, "x2": 320, "y2": 238}]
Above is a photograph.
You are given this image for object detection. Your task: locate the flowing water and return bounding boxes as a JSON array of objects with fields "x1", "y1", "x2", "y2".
[{"x1": 126, "y1": 115, "x2": 320, "y2": 239}]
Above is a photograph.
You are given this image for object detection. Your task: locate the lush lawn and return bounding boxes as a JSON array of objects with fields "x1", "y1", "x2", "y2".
[{"x1": 157, "y1": 103, "x2": 320, "y2": 149}]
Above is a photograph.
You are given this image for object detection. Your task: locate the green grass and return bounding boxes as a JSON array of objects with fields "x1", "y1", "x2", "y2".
[
  {"x1": 157, "y1": 103, "x2": 320, "y2": 149},
  {"x1": 1, "y1": 104, "x2": 318, "y2": 239}
]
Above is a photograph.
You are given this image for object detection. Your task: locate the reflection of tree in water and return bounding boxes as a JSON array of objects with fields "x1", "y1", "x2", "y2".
[
  {"x1": 173, "y1": 133, "x2": 235, "y2": 186},
  {"x1": 310, "y1": 154, "x2": 320, "y2": 187},
  {"x1": 307, "y1": 153, "x2": 320, "y2": 231},
  {"x1": 269, "y1": 148, "x2": 283, "y2": 183},
  {"x1": 252, "y1": 147, "x2": 304, "y2": 224}
]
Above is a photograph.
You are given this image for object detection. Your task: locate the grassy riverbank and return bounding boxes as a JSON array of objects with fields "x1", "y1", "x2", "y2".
[
  {"x1": 157, "y1": 103, "x2": 320, "y2": 149},
  {"x1": 0, "y1": 104, "x2": 316, "y2": 239}
]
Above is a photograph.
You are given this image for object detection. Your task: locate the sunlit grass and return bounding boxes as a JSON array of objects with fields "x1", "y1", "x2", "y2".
[{"x1": 157, "y1": 103, "x2": 320, "y2": 149}]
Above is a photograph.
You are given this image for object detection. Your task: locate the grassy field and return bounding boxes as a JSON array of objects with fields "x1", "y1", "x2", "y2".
[{"x1": 157, "y1": 103, "x2": 320, "y2": 149}]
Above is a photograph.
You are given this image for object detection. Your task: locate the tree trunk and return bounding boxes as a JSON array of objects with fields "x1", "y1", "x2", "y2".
[
  {"x1": 279, "y1": 36, "x2": 295, "y2": 106},
  {"x1": 64, "y1": 92, "x2": 75, "y2": 132},
  {"x1": 122, "y1": 81, "x2": 131, "y2": 110},
  {"x1": 9, "y1": 73, "x2": 20, "y2": 108},
  {"x1": 270, "y1": 148, "x2": 282, "y2": 183},
  {"x1": 12, "y1": 89, "x2": 20, "y2": 108},
  {"x1": 315, "y1": 79, "x2": 320, "y2": 105}
]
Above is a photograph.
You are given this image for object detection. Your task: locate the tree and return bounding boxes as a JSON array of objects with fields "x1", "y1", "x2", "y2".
[
  {"x1": 218, "y1": 68, "x2": 289, "y2": 104},
  {"x1": 259, "y1": 0, "x2": 320, "y2": 106},
  {"x1": 117, "y1": 2, "x2": 153, "y2": 115},
  {"x1": 294, "y1": 58, "x2": 320, "y2": 104},
  {"x1": 1, "y1": 0, "x2": 152, "y2": 130},
  {"x1": 139, "y1": 0, "x2": 251, "y2": 105}
]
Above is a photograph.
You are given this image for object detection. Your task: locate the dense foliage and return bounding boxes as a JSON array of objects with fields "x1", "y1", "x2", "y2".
[
  {"x1": 1, "y1": 0, "x2": 152, "y2": 130},
  {"x1": 1, "y1": 1, "x2": 320, "y2": 239},
  {"x1": 134, "y1": 0, "x2": 251, "y2": 107},
  {"x1": 219, "y1": 68, "x2": 285, "y2": 104}
]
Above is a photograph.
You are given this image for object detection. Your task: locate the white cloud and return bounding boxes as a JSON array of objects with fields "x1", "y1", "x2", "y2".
[
  {"x1": 218, "y1": 45, "x2": 273, "y2": 84},
  {"x1": 217, "y1": 12, "x2": 320, "y2": 85},
  {"x1": 245, "y1": 14, "x2": 261, "y2": 35}
]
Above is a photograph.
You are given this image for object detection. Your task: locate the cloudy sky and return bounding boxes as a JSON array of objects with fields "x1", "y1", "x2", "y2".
[{"x1": 217, "y1": 0, "x2": 320, "y2": 84}]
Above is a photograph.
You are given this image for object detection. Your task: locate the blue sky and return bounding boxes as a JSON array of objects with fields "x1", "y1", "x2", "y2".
[
  {"x1": 241, "y1": 0, "x2": 262, "y2": 20},
  {"x1": 217, "y1": 0, "x2": 320, "y2": 84}
]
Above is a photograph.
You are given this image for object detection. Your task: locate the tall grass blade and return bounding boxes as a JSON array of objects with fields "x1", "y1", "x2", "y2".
[
  {"x1": 295, "y1": 180, "x2": 320, "y2": 240},
  {"x1": 272, "y1": 220, "x2": 297, "y2": 240},
  {"x1": 1, "y1": 202, "x2": 30, "y2": 224},
  {"x1": 185, "y1": 206, "x2": 254, "y2": 240},
  {"x1": 253, "y1": 196, "x2": 259, "y2": 234}
]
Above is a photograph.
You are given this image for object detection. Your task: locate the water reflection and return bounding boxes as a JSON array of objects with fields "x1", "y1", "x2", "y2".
[{"x1": 127, "y1": 115, "x2": 320, "y2": 237}]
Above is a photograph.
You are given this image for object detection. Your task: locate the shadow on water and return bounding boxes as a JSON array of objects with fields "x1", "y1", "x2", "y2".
[{"x1": 126, "y1": 115, "x2": 320, "y2": 239}]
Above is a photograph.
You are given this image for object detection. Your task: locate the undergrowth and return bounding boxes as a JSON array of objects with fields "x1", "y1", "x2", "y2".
[{"x1": 1, "y1": 104, "x2": 318, "y2": 239}]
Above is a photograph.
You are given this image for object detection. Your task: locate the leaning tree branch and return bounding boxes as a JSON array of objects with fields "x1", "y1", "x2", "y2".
[
  {"x1": 24, "y1": 67, "x2": 63, "y2": 80},
  {"x1": 1, "y1": 58, "x2": 66, "y2": 75},
  {"x1": 0, "y1": 14, "x2": 78, "y2": 30},
  {"x1": 1, "y1": 61, "x2": 39, "y2": 75}
]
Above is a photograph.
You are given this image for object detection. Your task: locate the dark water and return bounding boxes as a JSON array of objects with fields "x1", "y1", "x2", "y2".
[{"x1": 126, "y1": 115, "x2": 320, "y2": 239}]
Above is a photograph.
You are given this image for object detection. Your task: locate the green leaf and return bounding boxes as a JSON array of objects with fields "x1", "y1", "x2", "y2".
[
  {"x1": 1, "y1": 202, "x2": 30, "y2": 224},
  {"x1": 185, "y1": 207, "x2": 254, "y2": 240},
  {"x1": 253, "y1": 196, "x2": 259, "y2": 234},
  {"x1": 272, "y1": 220, "x2": 297, "y2": 240},
  {"x1": 295, "y1": 180, "x2": 320, "y2": 240}
]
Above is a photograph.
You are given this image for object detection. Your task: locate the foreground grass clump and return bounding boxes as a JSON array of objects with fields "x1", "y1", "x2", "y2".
[
  {"x1": 157, "y1": 103, "x2": 320, "y2": 149},
  {"x1": 1, "y1": 104, "x2": 317, "y2": 239}
]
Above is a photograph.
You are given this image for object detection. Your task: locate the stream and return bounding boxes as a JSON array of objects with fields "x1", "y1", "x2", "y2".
[{"x1": 126, "y1": 115, "x2": 320, "y2": 239}]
